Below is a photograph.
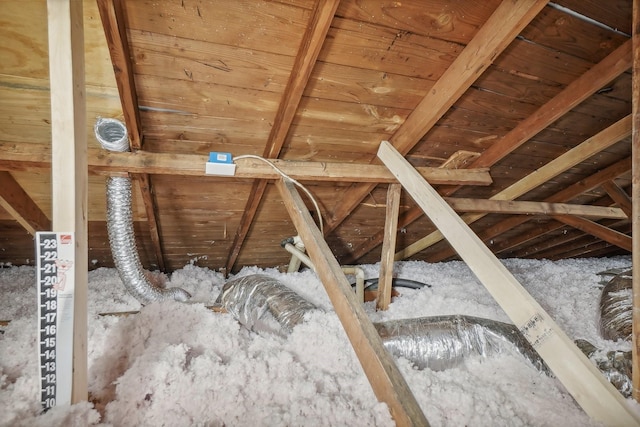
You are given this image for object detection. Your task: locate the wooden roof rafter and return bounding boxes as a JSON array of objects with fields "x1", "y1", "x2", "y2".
[
  {"x1": 224, "y1": 0, "x2": 341, "y2": 275},
  {"x1": 0, "y1": 171, "x2": 51, "y2": 234},
  {"x1": 325, "y1": 0, "x2": 550, "y2": 235},
  {"x1": 395, "y1": 115, "x2": 632, "y2": 261},
  {"x1": 350, "y1": 38, "x2": 633, "y2": 264},
  {"x1": 436, "y1": 157, "x2": 633, "y2": 262},
  {"x1": 97, "y1": 0, "x2": 165, "y2": 271}
]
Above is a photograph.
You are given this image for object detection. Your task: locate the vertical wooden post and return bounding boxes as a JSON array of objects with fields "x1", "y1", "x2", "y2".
[
  {"x1": 377, "y1": 184, "x2": 401, "y2": 310},
  {"x1": 47, "y1": 0, "x2": 88, "y2": 403},
  {"x1": 632, "y1": 0, "x2": 640, "y2": 402}
]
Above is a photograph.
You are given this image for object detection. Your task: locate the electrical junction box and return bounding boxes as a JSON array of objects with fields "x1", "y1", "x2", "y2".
[{"x1": 205, "y1": 152, "x2": 236, "y2": 176}]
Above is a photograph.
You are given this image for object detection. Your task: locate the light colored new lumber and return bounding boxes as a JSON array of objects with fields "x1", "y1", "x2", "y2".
[
  {"x1": 378, "y1": 140, "x2": 640, "y2": 426},
  {"x1": 276, "y1": 178, "x2": 429, "y2": 427},
  {"x1": 631, "y1": 0, "x2": 640, "y2": 401},
  {"x1": 0, "y1": 171, "x2": 51, "y2": 234},
  {"x1": 47, "y1": 0, "x2": 87, "y2": 404},
  {"x1": 396, "y1": 115, "x2": 632, "y2": 260},
  {"x1": 0, "y1": 144, "x2": 492, "y2": 185},
  {"x1": 377, "y1": 184, "x2": 401, "y2": 311}
]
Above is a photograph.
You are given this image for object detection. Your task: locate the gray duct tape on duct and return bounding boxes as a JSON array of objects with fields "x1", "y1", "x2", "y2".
[{"x1": 96, "y1": 118, "x2": 190, "y2": 305}]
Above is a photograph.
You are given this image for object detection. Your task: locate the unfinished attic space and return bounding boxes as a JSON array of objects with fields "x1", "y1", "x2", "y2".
[{"x1": 3, "y1": 0, "x2": 640, "y2": 425}]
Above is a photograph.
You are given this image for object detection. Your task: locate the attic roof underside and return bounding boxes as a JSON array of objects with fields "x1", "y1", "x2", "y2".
[{"x1": 0, "y1": 0, "x2": 634, "y2": 273}]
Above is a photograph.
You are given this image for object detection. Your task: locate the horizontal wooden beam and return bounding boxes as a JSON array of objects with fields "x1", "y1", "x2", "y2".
[
  {"x1": 0, "y1": 143, "x2": 491, "y2": 185},
  {"x1": 444, "y1": 197, "x2": 627, "y2": 219}
]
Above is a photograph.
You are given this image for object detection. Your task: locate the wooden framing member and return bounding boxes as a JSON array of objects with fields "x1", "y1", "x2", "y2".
[
  {"x1": 97, "y1": 0, "x2": 165, "y2": 271},
  {"x1": 348, "y1": 40, "x2": 633, "y2": 263},
  {"x1": 326, "y1": 0, "x2": 550, "y2": 233},
  {"x1": 46, "y1": 0, "x2": 88, "y2": 403},
  {"x1": 395, "y1": 115, "x2": 632, "y2": 261},
  {"x1": 0, "y1": 171, "x2": 51, "y2": 234},
  {"x1": 276, "y1": 178, "x2": 429, "y2": 427},
  {"x1": 552, "y1": 215, "x2": 631, "y2": 251},
  {"x1": 378, "y1": 140, "x2": 640, "y2": 426},
  {"x1": 601, "y1": 181, "x2": 632, "y2": 218},
  {"x1": 225, "y1": 0, "x2": 341, "y2": 276},
  {"x1": 377, "y1": 184, "x2": 401, "y2": 311},
  {"x1": 632, "y1": 0, "x2": 640, "y2": 401},
  {"x1": 0, "y1": 144, "x2": 492, "y2": 185},
  {"x1": 429, "y1": 158, "x2": 632, "y2": 263}
]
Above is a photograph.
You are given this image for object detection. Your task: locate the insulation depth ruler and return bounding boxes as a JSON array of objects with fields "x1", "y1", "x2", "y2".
[{"x1": 36, "y1": 232, "x2": 75, "y2": 410}]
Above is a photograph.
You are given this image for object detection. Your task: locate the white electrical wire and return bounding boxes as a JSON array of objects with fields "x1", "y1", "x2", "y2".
[{"x1": 234, "y1": 154, "x2": 324, "y2": 234}]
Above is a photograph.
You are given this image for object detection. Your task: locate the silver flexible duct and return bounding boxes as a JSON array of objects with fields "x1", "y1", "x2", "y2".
[
  {"x1": 599, "y1": 269, "x2": 632, "y2": 342},
  {"x1": 216, "y1": 275, "x2": 633, "y2": 396},
  {"x1": 373, "y1": 315, "x2": 550, "y2": 374},
  {"x1": 96, "y1": 118, "x2": 190, "y2": 305},
  {"x1": 576, "y1": 339, "x2": 632, "y2": 397},
  {"x1": 215, "y1": 274, "x2": 319, "y2": 335}
]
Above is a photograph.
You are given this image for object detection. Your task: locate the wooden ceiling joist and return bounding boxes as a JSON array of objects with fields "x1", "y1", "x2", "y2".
[
  {"x1": 350, "y1": 38, "x2": 633, "y2": 264},
  {"x1": 0, "y1": 171, "x2": 51, "y2": 234},
  {"x1": 395, "y1": 115, "x2": 632, "y2": 261},
  {"x1": 224, "y1": 0, "x2": 341, "y2": 275},
  {"x1": 327, "y1": 0, "x2": 548, "y2": 234}
]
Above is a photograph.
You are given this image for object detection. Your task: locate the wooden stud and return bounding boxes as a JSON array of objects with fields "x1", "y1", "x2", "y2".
[
  {"x1": 133, "y1": 174, "x2": 165, "y2": 271},
  {"x1": 378, "y1": 140, "x2": 640, "y2": 426},
  {"x1": 276, "y1": 178, "x2": 429, "y2": 427},
  {"x1": 444, "y1": 198, "x2": 626, "y2": 219},
  {"x1": 377, "y1": 184, "x2": 401, "y2": 311},
  {"x1": 96, "y1": 0, "x2": 142, "y2": 149},
  {"x1": 46, "y1": 0, "x2": 87, "y2": 404}
]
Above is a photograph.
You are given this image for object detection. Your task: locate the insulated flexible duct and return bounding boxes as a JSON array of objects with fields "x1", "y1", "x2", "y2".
[
  {"x1": 215, "y1": 274, "x2": 318, "y2": 334},
  {"x1": 217, "y1": 274, "x2": 634, "y2": 396},
  {"x1": 599, "y1": 269, "x2": 632, "y2": 342},
  {"x1": 96, "y1": 118, "x2": 190, "y2": 305},
  {"x1": 374, "y1": 315, "x2": 549, "y2": 373}
]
